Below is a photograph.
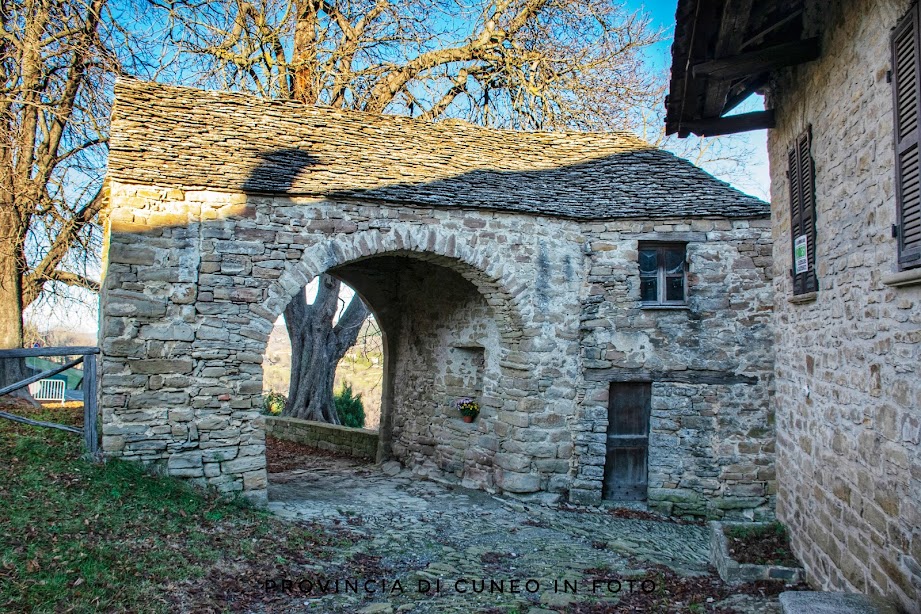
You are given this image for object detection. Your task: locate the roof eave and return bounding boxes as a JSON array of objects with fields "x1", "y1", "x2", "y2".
[{"x1": 665, "y1": 0, "x2": 818, "y2": 138}]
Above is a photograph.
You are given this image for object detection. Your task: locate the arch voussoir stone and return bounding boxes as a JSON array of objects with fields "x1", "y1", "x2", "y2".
[{"x1": 258, "y1": 223, "x2": 531, "y2": 336}]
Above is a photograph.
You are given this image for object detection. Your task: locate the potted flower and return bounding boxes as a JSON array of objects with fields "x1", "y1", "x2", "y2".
[{"x1": 455, "y1": 397, "x2": 480, "y2": 423}]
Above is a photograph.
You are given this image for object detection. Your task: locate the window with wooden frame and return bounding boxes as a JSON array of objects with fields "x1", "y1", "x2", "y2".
[
  {"x1": 639, "y1": 243, "x2": 687, "y2": 305},
  {"x1": 892, "y1": 5, "x2": 921, "y2": 270},
  {"x1": 788, "y1": 128, "x2": 818, "y2": 296}
]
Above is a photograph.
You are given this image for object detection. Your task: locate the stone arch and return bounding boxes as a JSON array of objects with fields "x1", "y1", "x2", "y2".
[
  {"x1": 255, "y1": 226, "x2": 535, "y2": 482},
  {"x1": 100, "y1": 190, "x2": 589, "y2": 505},
  {"x1": 100, "y1": 78, "x2": 781, "y2": 518},
  {"x1": 255, "y1": 224, "x2": 528, "y2": 347}
]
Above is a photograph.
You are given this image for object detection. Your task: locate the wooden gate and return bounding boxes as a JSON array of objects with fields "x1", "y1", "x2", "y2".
[
  {"x1": 0, "y1": 346, "x2": 99, "y2": 456},
  {"x1": 602, "y1": 382, "x2": 651, "y2": 501}
]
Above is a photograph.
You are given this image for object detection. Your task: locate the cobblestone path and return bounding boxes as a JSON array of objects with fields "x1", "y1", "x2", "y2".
[{"x1": 266, "y1": 454, "x2": 783, "y2": 613}]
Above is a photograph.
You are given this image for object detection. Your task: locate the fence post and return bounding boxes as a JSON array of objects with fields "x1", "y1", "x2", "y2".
[{"x1": 83, "y1": 353, "x2": 98, "y2": 456}]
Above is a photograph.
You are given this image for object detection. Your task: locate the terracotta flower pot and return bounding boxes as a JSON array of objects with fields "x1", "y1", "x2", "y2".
[{"x1": 462, "y1": 415, "x2": 474, "y2": 423}]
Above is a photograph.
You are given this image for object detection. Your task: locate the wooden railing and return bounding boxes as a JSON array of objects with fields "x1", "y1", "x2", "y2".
[{"x1": 0, "y1": 346, "x2": 99, "y2": 456}]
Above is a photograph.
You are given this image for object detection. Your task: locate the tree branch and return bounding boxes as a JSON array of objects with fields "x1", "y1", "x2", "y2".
[
  {"x1": 42, "y1": 271, "x2": 100, "y2": 292},
  {"x1": 333, "y1": 294, "x2": 369, "y2": 360},
  {"x1": 362, "y1": 0, "x2": 551, "y2": 114},
  {"x1": 22, "y1": 185, "x2": 106, "y2": 307},
  {"x1": 419, "y1": 69, "x2": 471, "y2": 121},
  {"x1": 33, "y1": 0, "x2": 105, "y2": 187}
]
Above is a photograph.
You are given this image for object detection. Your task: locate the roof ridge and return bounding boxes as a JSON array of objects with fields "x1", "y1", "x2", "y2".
[{"x1": 114, "y1": 77, "x2": 649, "y2": 144}]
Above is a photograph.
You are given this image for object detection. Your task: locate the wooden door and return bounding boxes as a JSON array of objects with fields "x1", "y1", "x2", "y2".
[{"x1": 602, "y1": 382, "x2": 651, "y2": 501}]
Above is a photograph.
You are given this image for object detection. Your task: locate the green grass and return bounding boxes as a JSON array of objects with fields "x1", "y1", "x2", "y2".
[
  {"x1": 0, "y1": 403, "x2": 344, "y2": 612},
  {"x1": 723, "y1": 520, "x2": 787, "y2": 541}
]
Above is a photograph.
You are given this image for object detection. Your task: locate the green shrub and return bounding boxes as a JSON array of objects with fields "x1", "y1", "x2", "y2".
[
  {"x1": 334, "y1": 382, "x2": 365, "y2": 428},
  {"x1": 262, "y1": 390, "x2": 287, "y2": 415}
]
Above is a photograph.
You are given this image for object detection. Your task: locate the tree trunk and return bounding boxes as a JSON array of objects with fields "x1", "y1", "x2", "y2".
[
  {"x1": 283, "y1": 6, "x2": 369, "y2": 423},
  {"x1": 0, "y1": 207, "x2": 35, "y2": 404},
  {"x1": 282, "y1": 274, "x2": 369, "y2": 422},
  {"x1": 292, "y1": 0, "x2": 321, "y2": 104}
]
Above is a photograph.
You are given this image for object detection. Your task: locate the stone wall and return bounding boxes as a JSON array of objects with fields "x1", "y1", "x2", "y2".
[
  {"x1": 576, "y1": 220, "x2": 775, "y2": 517},
  {"x1": 381, "y1": 260, "x2": 503, "y2": 486},
  {"x1": 767, "y1": 0, "x2": 921, "y2": 609},
  {"x1": 265, "y1": 416, "x2": 378, "y2": 459},
  {"x1": 100, "y1": 183, "x2": 774, "y2": 515},
  {"x1": 100, "y1": 188, "x2": 585, "y2": 504},
  {"x1": 328, "y1": 255, "x2": 522, "y2": 489}
]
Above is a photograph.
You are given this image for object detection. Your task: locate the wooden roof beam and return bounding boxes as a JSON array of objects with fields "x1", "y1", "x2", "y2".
[
  {"x1": 702, "y1": 0, "x2": 755, "y2": 118},
  {"x1": 739, "y1": 8, "x2": 804, "y2": 50},
  {"x1": 692, "y1": 37, "x2": 820, "y2": 80},
  {"x1": 680, "y1": 110, "x2": 776, "y2": 136},
  {"x1": 722, "y1": 74, "x2": 771, "y2": 115}
]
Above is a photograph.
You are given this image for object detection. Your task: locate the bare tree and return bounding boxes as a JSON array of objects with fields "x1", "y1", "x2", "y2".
[
  {"x1": 154, "y1": 0, "x2": 661, "y2": 421},
  {"x1": 283, "y1": 276, "x2": 367, "y2": 422},
  {"x1": 157, "y1": 0, "x2": 661, "y2": 128},
  {"x1": 0, "y1": 0, "x2": 114, "y2": 401}
]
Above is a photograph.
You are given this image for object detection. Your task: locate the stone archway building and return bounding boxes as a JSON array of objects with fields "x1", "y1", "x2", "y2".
[{"x1": 101, "y1": 80, "x2": 775, "y2": 517}]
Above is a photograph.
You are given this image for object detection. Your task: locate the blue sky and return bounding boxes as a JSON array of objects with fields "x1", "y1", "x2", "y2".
[{"x1": 624, "y1": 0, "x2": 680, "y2": 67}]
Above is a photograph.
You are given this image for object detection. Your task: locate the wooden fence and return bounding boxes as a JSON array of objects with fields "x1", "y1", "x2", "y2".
[{"x1": 0, "y1": 346, "x2": 99, "y2": 456}]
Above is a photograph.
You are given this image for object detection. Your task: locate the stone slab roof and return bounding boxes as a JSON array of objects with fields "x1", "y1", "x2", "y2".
[{"x1": 108, "y1": 79, "x2": 768, "y2": 220}]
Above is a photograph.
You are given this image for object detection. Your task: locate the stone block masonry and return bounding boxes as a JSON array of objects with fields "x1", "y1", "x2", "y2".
[
  {"x1": 265, "y1": 416, "x2": 378, "y2": 459},
  {"x1": 766, "y1": 0, "x2": 921, "y2": 610},
  {"x1": 99, "y1": 79, "x2": 775, "y2": 519},
  {"x1": 577, "y1": 219, "x2": 775, "y2": 518},
  {"x1": 710, "y1": 522, "x2": 806, "y2": 585}
]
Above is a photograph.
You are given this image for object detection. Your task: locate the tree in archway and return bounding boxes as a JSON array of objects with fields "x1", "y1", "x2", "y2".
[
  {"x1": 0, "y1": 0, "x2": 113, "y2": 401},
  {"x1": 154, "y1": 0, "x2": 662, "y2": 422},
  {"x1": 282, "y1": 276, "x2": 368, "y2": 423}
]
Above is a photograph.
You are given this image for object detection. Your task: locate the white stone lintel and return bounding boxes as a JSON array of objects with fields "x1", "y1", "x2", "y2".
[{"x1": 882, "y1": 267, "x2": 921, "y2": 288}]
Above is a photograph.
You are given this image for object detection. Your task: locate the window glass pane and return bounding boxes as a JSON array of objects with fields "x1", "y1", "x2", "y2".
[
  {"x1": 640, "y1": 276, "x2": 657, "y2": 302},
  {"x1": 665, "y1": 248, "x2": 685, "y2": 275},
  {"x1": 639, "y1": 249, "x2": 658, "y2": 275},
  {"x1": 666, "y1": 276, "x2": 684, "y2": 301}
]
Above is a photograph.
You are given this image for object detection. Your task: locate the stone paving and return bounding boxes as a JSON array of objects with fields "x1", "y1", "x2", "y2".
[{"x1": 266, "y1": 453, "x2": 785, "y2": 613}]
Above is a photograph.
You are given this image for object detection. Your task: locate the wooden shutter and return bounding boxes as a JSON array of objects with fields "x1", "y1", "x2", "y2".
[
  {"x1": 893, "y1": 5, "x2": 921, "y2": 268},
  {"x1": 788, "y1": 129, "x2": 818, "y2": 295}
]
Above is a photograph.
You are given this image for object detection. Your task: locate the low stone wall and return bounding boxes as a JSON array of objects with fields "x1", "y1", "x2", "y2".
[
  {"x1": 710, "y1": 522, "x2": 805, "y2": 585},
  {"x1": 265, "y1": 416, "x2": 379, "y2": 460}
]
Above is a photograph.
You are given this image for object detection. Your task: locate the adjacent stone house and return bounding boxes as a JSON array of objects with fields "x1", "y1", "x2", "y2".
[
  {"x1": 667, "y1": 1, "x2": 921, "y2": 610},
  {"x1": 100, "y1": 79, "x2": 774, "y2": 519}
]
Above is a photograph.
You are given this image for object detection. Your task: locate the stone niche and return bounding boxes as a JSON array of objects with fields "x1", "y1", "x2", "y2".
[{"x1": 444, "y1": 347, "x2": 485, "y2": 409}]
